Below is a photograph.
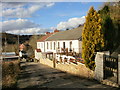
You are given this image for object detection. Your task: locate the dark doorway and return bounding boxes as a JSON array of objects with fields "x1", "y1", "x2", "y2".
[{"x1": 63, "y1": 42, "x2": 65, "y2": 49}]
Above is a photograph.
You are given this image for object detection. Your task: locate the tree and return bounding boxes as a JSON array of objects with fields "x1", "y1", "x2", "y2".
[
  {"x1": 82, "y1": 6, "x2": 105, "y2": 70},
  {"x1": 98, "y1": 5, "x2": 115, "y2": 52},
  {"x1": 109, "y1": 2, "x2": 120, "y2": 51}
]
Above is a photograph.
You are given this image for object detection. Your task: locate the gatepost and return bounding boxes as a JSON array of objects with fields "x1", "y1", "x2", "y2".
[
  {"x1": 95, "y1": 52, "x2": 104, "y2": 81},
  {"x1": 118, "y1": 54, "x2": 120, "y2": 86},
  {"x1": 53, "y1": 53, "x2": 56, "y2": 68},
  {"x1": 95, "y1": 51, "x2": 110, "y2": 82}
]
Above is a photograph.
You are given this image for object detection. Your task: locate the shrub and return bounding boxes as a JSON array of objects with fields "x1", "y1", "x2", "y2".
[
  {"x1": 82, "y1": 6, "x2": 105, "y2": 70},
  {"x1": 2, "y1": 60, "x2": 20, "y2": 88}
]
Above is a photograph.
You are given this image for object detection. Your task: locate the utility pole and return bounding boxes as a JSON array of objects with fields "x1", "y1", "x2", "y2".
[
  {"x1": 4, "y1": 33, "x2": 7, "y2": 56},
  {"x1": 18, "y1": 34, "x2": 19, "y2": 54}
]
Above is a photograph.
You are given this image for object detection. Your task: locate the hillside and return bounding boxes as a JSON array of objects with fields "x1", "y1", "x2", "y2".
[
  {"x1": 1, "y1": 32, "x2": 44, "y2": 53},
  {"x1": 1, "y1": 33, "x2": 32, "y2": 46}
]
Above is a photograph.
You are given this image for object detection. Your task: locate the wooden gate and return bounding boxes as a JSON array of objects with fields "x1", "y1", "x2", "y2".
[{"x1": 104, "y1": 55, "x2": 118, "y2": 83}]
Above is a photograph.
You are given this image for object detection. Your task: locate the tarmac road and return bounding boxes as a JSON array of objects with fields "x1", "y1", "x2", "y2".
[{"x1": 17, "y1": 61, "x2": 114, "y2": 89}]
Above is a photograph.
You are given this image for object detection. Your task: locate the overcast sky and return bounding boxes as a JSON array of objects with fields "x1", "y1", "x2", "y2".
[{"x1": 1, "y1": 2, "x2": 104, "y2": 35}]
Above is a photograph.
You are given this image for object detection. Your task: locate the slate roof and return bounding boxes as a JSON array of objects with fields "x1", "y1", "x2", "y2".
[{"x1": 46, "y1": 26, "x2": 83, "y2": 41}]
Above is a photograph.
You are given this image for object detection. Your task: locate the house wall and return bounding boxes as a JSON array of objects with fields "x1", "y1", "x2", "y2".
[
  {"x1": 44, "y1": 40, "x2": 81, "y2": 53},
  {"x1": 37, "y1": 40, "x2": 82, "y2": 54},
  {"x1": 72, "y1": 40, "x2": 81, "y2": 53}
]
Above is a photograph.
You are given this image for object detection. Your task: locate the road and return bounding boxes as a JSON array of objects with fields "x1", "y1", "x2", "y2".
[{"x1": 17, "y1": 61, "x2": 114, "y2": 88}]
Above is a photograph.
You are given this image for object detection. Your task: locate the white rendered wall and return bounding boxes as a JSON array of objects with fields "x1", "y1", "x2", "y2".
[{"x1": 44, "y1": 40, "x2": 81, "y2": 53}]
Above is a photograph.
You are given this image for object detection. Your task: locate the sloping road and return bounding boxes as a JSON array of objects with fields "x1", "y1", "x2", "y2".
[{"x1": 17, "y1": 61, "x2": 114, "y2": 88}]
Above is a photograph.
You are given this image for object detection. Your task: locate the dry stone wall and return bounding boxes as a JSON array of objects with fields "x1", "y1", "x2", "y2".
[{"x1": 39, "y1": 58, "x2": 94, "y2": 79}]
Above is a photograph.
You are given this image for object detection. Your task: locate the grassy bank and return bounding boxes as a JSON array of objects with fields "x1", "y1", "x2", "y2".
[{"x1": 2, "y1": 60, "x2": 20, "y2": 88}]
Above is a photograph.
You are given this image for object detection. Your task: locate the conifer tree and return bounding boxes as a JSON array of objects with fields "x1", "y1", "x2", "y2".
[
  {"x1": 98, "y1": 5, "x2": 115, "y2": 51},
  {"x1": 82, "y1": 6, "x2": 105, "y2": 70}
]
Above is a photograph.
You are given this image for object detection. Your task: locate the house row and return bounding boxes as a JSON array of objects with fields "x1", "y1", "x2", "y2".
[{"x1": 35, "y1": 26, "x2": 83, "y2": 60}]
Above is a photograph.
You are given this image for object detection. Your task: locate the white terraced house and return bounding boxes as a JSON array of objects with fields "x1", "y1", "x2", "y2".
[{"x1": 35, "y1": 26, "x2": 83, "y2": 62}]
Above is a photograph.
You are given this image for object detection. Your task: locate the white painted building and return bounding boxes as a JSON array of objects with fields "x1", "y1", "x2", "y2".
[{"x1": 36, "y1": 26, "x2": 83, "y2": 55}]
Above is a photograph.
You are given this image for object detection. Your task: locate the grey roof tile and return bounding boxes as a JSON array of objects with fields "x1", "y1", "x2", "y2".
[{"x1": 46, "y1": 26, "x2": 83, "y2": 41}]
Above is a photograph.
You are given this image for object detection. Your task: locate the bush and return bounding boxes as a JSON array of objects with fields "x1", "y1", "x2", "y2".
[
  {"x1": 2, "y1": 60, "x2": 20, "y2": 88},
  {"x1": 82, "y1": 6, "x2": 105, "y2": 70}
]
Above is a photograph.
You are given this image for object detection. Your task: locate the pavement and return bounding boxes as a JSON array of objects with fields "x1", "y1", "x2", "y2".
[{"x1": 17, "y1": 61, "x2": 116, "y2": 89}]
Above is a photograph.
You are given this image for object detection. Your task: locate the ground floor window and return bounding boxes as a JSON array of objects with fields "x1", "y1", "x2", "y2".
[{"x1": 70, "y1": 41, "x2": 72, "y2": 52}]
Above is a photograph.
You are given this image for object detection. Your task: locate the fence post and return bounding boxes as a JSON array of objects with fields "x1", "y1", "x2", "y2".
[
  {"x1": 53, "y1": 53, "x2": 56, "y2": 68},
  {"x1": 118, "y1": 54, "x2": 120, "y2": 86}
]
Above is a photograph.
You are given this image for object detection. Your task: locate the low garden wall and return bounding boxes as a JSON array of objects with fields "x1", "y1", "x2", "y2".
[
  {"x1": 39, "y1": 58, "x2": 94, "y2": 79},
  {"x1": 40, "y1": 58, "x2": 53, "y2": 68}
]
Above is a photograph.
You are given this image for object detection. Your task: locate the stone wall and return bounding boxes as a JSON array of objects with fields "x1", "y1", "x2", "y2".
[
  {"x1": 39, "y1": 58, "x2": 94, "y2": 79},
  {"x1": 56, "y1": 63, "x2": 94, "y2": 78},
  {"x1": 40, "y1": 58, "x2": 53, "y2": 68}
]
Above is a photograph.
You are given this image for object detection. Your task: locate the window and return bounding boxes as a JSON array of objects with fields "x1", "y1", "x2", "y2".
[
  {"x1": 47, "y1": 42, "x2": 49, "y2": 49},
  {"x1": 54, "y1": 42, "x2": 56, "y2": 50},
  {"x1": 41, "y1": 43, "x2": 43, "y2": 48},
  {"x1": 63, "y1": 42, "x2": 65, "y2": 49},
  {"x1": 50, "y1": 42, "x2": 52, "y2": 49},
  {"x1": 37, "y1": 43, "x2": 40, "y2": 48},
  {"x1": 70, "y1": 41, "x2": 72, "y2": 50},
  {"x1": 58, "y1": 42, "x2": 60, "y2": 49}
]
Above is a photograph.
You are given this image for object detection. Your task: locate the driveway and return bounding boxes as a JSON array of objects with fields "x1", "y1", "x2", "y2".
[{"x1": 17, "y1": 61, "x2": 114, "y2": 88}]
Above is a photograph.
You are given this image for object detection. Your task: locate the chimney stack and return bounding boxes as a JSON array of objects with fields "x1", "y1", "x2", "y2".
[
  {"x1": 45, "y1": 32, "x2": 50, "y2": 35},
  {"x1": 54, "y1": 29, "x2": 59, "y2": 33}
]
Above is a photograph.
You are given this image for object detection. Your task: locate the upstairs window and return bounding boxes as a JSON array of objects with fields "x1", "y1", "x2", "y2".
[
  {"x1": 58, "y1": 42, "x2": 60, "y2": 49},
  {"x1": 41, "y1": 43, "x2": 43, "y2": 48},
  {"x1": 54, "y1": 42, "x2": 56, "y2": 50},
  {"x1": 47, "y1": 42, "x2": 49, "y2": 49},
  {"x1": 50, "y1": 42, "x2": 52, "y2": 49}
]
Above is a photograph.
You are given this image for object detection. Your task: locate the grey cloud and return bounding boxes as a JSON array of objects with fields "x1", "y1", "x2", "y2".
[
  {"x1": 1, "y1": 19, "x2": 40, "y2": 31},
  {"x1": 6, "y1": 28, "x2": 50, "y2": 35}
]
